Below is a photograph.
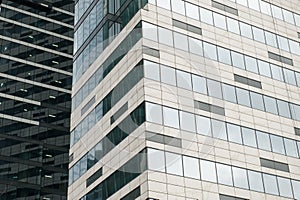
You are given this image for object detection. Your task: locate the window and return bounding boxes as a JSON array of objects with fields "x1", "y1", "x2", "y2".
[
  {"x1": 292, "y1": 180, "x2": 300, "y2": 200},
  {"x1": 180, "y1": 111, "x2": 196, "y2": 132},
  {"x1": 231, "y1": 51, "x2": 245, "y2": 69},
  {"x1": 183, "y1": 156, "x2": 200, "y2": 179},
  {"x1": 256, "y1": 131, "x2": 271, "y2": 151},
  {"x1": 236, "y1": 88, "x2": 251, "y2": 107},
  {"x1": 216, "y1": 163, "x2": 233, "y2": 186},
  {"x1": 277, "y1": 100, "x2": 291, "y2": 118},
  {"x1": 264, "y1": 96, "x2": 278, "y2": 115},
  {"x1": 240, "y1": 22, "x2": 253, "y2": 39},
  {"x1": 242, "y1": 127, "x2": 257, "y2": 148},
  {"x1": 211, "y1": 119, "x2": 227, "y2": 140},
  {"x1": 158, "y1": 27, "x2": 173, "y2": 46},
  {"x1": 148, "y1": 149, "x2": 165, "y2": 172},
  {"x1": 200, "y1": 160, "x2": 217, "y2": 182},
  {"x1": 217, "y1": 47, "x2": 231, "y2": 65},
  {"x1": 176, "y1": 70, "x2": 192, "y2": 90},
  {"x1": 250, "y1": 92, "x2": 264, "y2": 111},
  {"x1": 200, "y1": 8, "x2": 213, "y2": 25},
  {"x1": 244, "y1": 56, "x2": 258, "y2": 73},
  {"x1": 282, "y1": 9, "x2": 295, "y2": 24},
  {"x1": 165, "y1": 152, "x2": 183, "y2": 176},
  {"x1": 277, "y1": 36, "x2": 290, "y2": 52},
  {"x1": 270, "y1": 135, "x2": 285, "y2": 155},
  {"x1": 271, "y1": 5, "x2": 283, "y2": 20},
  {"x1": 248, "y1": 171, "x2": 264, "y2": 192},
  {"x1": 263, "y1": 174, "x2": 279, "y2": 195},
  {"x1": 222, "y1": 84, "x2": 237, "y2": 103},
  {"x1": 186, "y1": 2, "x2": 199, "y2": 20},
  {"x1": 248, "y1": 0, "x2": 260, "y2": 11},
  {"x1": 265, "y1": 31, "x2": 278, "y2": 48},
  {"x1": 192, "y1": 75, "x2": 207, "y2": 94},
  {"x1": 284, "y1": 138, "x2": 299, "y2": 157},
  {"x1": 144, "y1": 60, "x2": 160, "y2": 81},
  {"x1": 227, "y1": 17, "x2": 240, "y2": 34},
  {"x1": 203, "y1": 42, "x2": 217, "y2": 60},
  {"x1": 260, "y1": 1, "x2": 271, "y2": 15},
  {"x1": 188, "y1": 37, "x2": 203, "y2": 56},
  {"x1": 157, "y1": 0, "x2": 171, "y2": 10},
  {"x1": 163, "y1": 107, "x2": 179, "y2": 129},
  {"x1": 252, "y1": 27, "x2": 265, "y2": 43},
  {"x1": 161, "y1": 65, "x2": 176, "y2": 86},
  {"x1": 143, "y1": 22, "x2": 158, "y2": 41},
  {"x1": 213, "y1": 12, "x2": 227, "y2": 30},
  {"x1": 171, "y1": 0, "x2": 185, "y2": 15},
  {"x1": 196, "y1": 115, "x2": 211, "y2": 136},
  {"x1": 257, "y1": 60, "x2": 271, "y2": 77},
  {"x1": 232, "y1": 167, "x2": 249, "y2": 189},
  {"x1": 146, "y1": 103, "x2": 162, "y2": 124},
  {"x1": 207, "y1": 79, "x2": 223, "y2": 99},
  {"x1": 283, "y1": 68, "x2": 296, "y2": 85},
  {"x1": 227, "y1": 123, "x2": 242, "y2": 144},
  {"x1": 174, "y1": 32, "x2": 188, "y2": 51},
  {"x1": 289, "y1": 40, "x2": 300, "y2": 55}
]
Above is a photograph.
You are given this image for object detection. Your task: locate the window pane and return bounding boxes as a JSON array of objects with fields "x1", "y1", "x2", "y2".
[
  {"x1": 146, "y1": 103, "x2": 163, "y2": 124},
  {"x1": 292, "y1": 180, "x2": 300, "y2": 200},
  {"x1": 196, "y1": 115, "x2": 211, "y2": 136},
  {"x1": 232, "y1": 167, "x2": 249, "y2": 189},
  {"x1": 188, "y1": 37, "x2": 203, "y2": 56},
  {"x1": 216, "y1": 163, "x2": 233, "y2": 186},
  {"x1": 207, "y1": 79, "x2": 222, "y2": 99},
  {"x1": 252, "y1": 26, "x2": 265, "y2": 43},
  {"x1": 277, "y1": 36, "x2": 290, "y2": 52},
  {"x1": 200, "y1": 160, "x2": 217, "y2": 182},
  {"x1": 260, "y1": 1, "x2": 271, "y2": 15},
  {"x1": 283, "y1": 68, "x2": 296, "y2": 85},
  {"x1": 183, "y1": 156, "x2": 200, "y2": 179},
  {"x1": 186, "y1": 2, "x2": 199, "y2": 20},
  {"x1": 240, "y1": 22, "x2": 253, "y2": 39},
  {"x1": 161, "y1": 65, "x2": 176, "y2": 86},
  {"x1": 264, "y1": 96, "x2": 278, "y2": 115},
  {"x1": 166, "y1": 152, "x2": 183, "y2": 176},
  {"x1": 174, "y1": 32, "x2": 188, "y2": 51},
  {"x1": 143, "y1": 22, "x2": 158, "y2": 41},
  {"x1": 256, "y1": 131, "x2": 271, "y2": 151},
  {"x1": 227, "y1": 17, "x2": 240, "y2": 34},
  {"x1": 290, "y1": 104, "x2": 300, "y2": 121},
  {"x1": 263, "y1": 174, "x2": 279, "y2": 195},
  {"x1": 236, "y1": 88, "x2": 251, "y2": 107},
  {"x1": 248, "y1": 171, "x2": 264, "y2": 192},
  {"x1": 277, "y1": 100, "x2": 291, "y2": 118},
  {"x1": 217, "y1": 47, "x2": 231, "y2": 65},
  {"x1": 271, "y1": 5, "x2": 283, "y2": 20},
  {"x1": 227, "y1": 123, "x2": 242, "y2": 144},
  {"x1": 203, "y1": 42, "x2": 217, "y2": 60},
  {"x1": 248, "y1": 0, "x2": 260, "y2": 11},
  {"x1": 270, "y1": 135, "x2": 285, "y2": 155},
  {"x1": 289, "y1": 40, "x2": 300, "y2": 55},
  {"x1": 171, "y1": 0, "x2": 185, "y2": 15},
  {"x1": 158, "y1": 27, "x2": 173, "y2": 46},
  {"x1": 282, "y1": 9, "x2": 295, "y2": 24},
  {"x1": 213, "y1": 13, "x2": 227, "y2": 30},
  {"x1": 211, "y1": 119, "x2": 227, "y2": 140},
  {"x1": 157, "y1": 0, "x2": 171, "y2": 10},
  {"x1": 284, "y1": 138, "x2": 299, "y2": 157},
  {"x1": 245, "y1": 56, "x2": 258, "y2": 73},
  {"x1": 265, "y1": 31, "x2": 278, "y2": 48},
  {"x1": 180, "y1": 111, "x2": 196, "y2": 132},
  {"x1": 231, "y1": 51, "x2": 245, "y2": 69},
  {"x1": 222, "y1": 84, "x2": 237, "y2": 103},
  {"x1": 192, "y1": 75, "x2": 207, "y2": 94},
  {"x1": 200, "y1": 8, "x2": 213, "y2": 25},
  {"x1": 148, "y1": 149, "x2": 165, "y2": 172},
  {"x1": 257, "y1": 60, "x2": 271, "y2": 77},
  {"x1": 163, "y1": 107, "x2": 179, "y2": 129},
  {"x1": 242, "y1": 127, "x2": 257, "y2": 148},
  {"x1": 144, "y1": 60, "x2": 160, "y2": 81},
  {"x1": 177, "y1": 70, "x2": 192, "y2": 90},
  {"x1": 250, "y1": 92, "x2": 265, "y2": 111}
]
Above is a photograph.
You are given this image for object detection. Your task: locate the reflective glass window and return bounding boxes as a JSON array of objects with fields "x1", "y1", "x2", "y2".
[
  {"x1": 263, "y1": 174, "x2": 279, "y2": 195},
  {"x1": 257, "y1": 60, "x2": 271, "y2": 77},
  {"x1": 283, "y1": 68, "x2": 296, "y2": 85},
  {"x1": 222, "y1": 84, "x2": 237, "y2": 103},
  {"x1": 232, "y1": 167, "x2": 249, "y2": 189},
  {"x1": 289, "y1": 40, "x2": 300, "y2": 55},
  {"x1": 282, "y1": 9, "x2": 295, "y2": 24},
  {"x1": 203, "y1": 42, "x2": 217, "y2": 60},
  {"x1": 161, "y1": 65, "x2": 176, "y2": 86},
  {"x1": 183, "y1": 156, "x2": 200, "y2": 179},
  {"x1": 211, "y1": 119, "x2": 227, "y2": 140},
  {"x1": 256, "y1": 131, "x2": 271, "y2": 151},
  {"x1": 158, "y1": 27, "x2": 173, "y2": 46},
  {"x1": 200, "y1": 8, "x2": 213, "y2": 25},
  {"x1": 277, "y1": 36, "x2": 290, "y2": 52},
  {"x1": 248, "y1": 171, "x2": 264, "y2": 192},
  {"x1": 146, "y1": 103, "x2": 163, "y2": 124},
  {"x1": 207, "y1": 79, "x2": 223, "y2": 99},
  {"x1": 171, "y1": 0, "x2": 185, "y2": 15},
  {"x1": 231, "y1": 51, "x2": 245, "y2": 69},
  {"x1": 188, "y1": 37, "x2": 203, "y2": 56},
  {"x1": 192, "y1": 75, "x2": 207, "y2": 94},
  {"x1": 240, "y1": 22, "x2": 253, "y2": 39},
  {"x1": 292, "y1": 180, "x2": 300, "y2": 200},
  {"x1": 227, "y1": 17, "x2": 240, "y2": 34},
  {"x1": 277, "y1": 100, "x2": 291, "y2": 118},
  {"x1": 166, "y1": 152, "x2": 183, "y2": 176},
  {"x1": 284, "y1": 138, "x2": 299, "y2": 157},
  {"x1": 157, "y1": 0, "x2": 171, "y2": 10},
  {"x1": 148, "y1": 149, "x2": 165, "y2": 172},
  {"x1": 217, "y1": 47, "x2": 231, "y2": 65},
  {"x1": 245, "y1": 56, "x2": 258, "y2": 73},
  {"x1": 250, "y1": 92, "x2": 265, "y2": 111},
  {"x1": 163, "y1": 107, "x2": 179, "y2": 128},
  {"x1": 174, "y1": 32, "x2": 188, "y2": 51},
  {"x1": 242, "y1": 127, "x2": 257, "y2": 148},
  {"x1": 296, "y1": 14, "x2": 300, "y2": 26},
  {"x1": 200, "y1": 160, "x2": 217, "y2": 182},
  {"x1": 260, "y1": 1, "x2": 272, "y2": 15},
  {"x1": 264, "y1": 96, "x2": 278, "y2": 115},
  {"x1": 265, "y1": 31, "x2": 278, "y2": 48},
  {"x1": 186, "y1": 2, "x2": 199, "y2": 20},
  {"x1": 177, "y1": 70, "x2": 192, "y2": 90},
  {"x1": 227, "y1": 123, "x2": 242, "y2": 144},
  {"x1": 144, "y1": 60, "x2": 160, "y2": 81},
  {"x1": 248, "y1": 0, "x2": 260, "y2": 11},
  {"x1": 252, "y1": 26, "x2": 265, "y2": 43},
  {"x1": 270, "y1": 135, "x2": 285, "y2": 155},
  {"x1": 213, "y1": 13, "x2": 227, "y2": 30},
  {"x1": 180, "y1": 111, "x2": 196, "y2": 132},
  {"x1": 196, "y1": 115, "x2": 211, "y2": 136},
  {"x1": 271, "y1": 5, "x2": 283, "y2": 20},
  {"x1": 143, "y1": 22, "x2": 158, "y2": 41},
  {"x1": 297, "y1": 73, "x2": 300, "y2": 86},
  {"x1": 236, "y1": 88, "x2": 251, "y2": 107},
  {"x1": 290, "y1": 104, "x2": 300, "y2": 121},
  {"x1": 217, "y1": 163, "x2": 233, "y2": 186}
]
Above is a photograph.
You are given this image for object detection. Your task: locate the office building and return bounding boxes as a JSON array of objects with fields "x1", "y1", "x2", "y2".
[
  {"x1": 69, "y1": 0, "x2": 300, "y2": 199},
  {"x1": 0, "y1": 0, "x2": 73, "y2": 199}
]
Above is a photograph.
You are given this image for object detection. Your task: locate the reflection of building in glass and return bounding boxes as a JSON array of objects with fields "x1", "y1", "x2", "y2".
[
  {"x1": 69, "y1": 0, "x2": 300, "y2": 200},
  {"x1": 0, "y1": 0, "x2": 73, "y2": 199}
]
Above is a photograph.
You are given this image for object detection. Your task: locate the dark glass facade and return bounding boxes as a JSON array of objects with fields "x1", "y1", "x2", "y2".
[{"x1": 0, "y1": 0, "x2": 73, "y2": 199}]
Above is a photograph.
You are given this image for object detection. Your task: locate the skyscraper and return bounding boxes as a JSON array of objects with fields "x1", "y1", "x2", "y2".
[
  {"x1": 0, "y1": 0, "x2": 73, "y2": 199},
  {"x1": 69, "y1": 0, "x2": 300, "y2": 199}
]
